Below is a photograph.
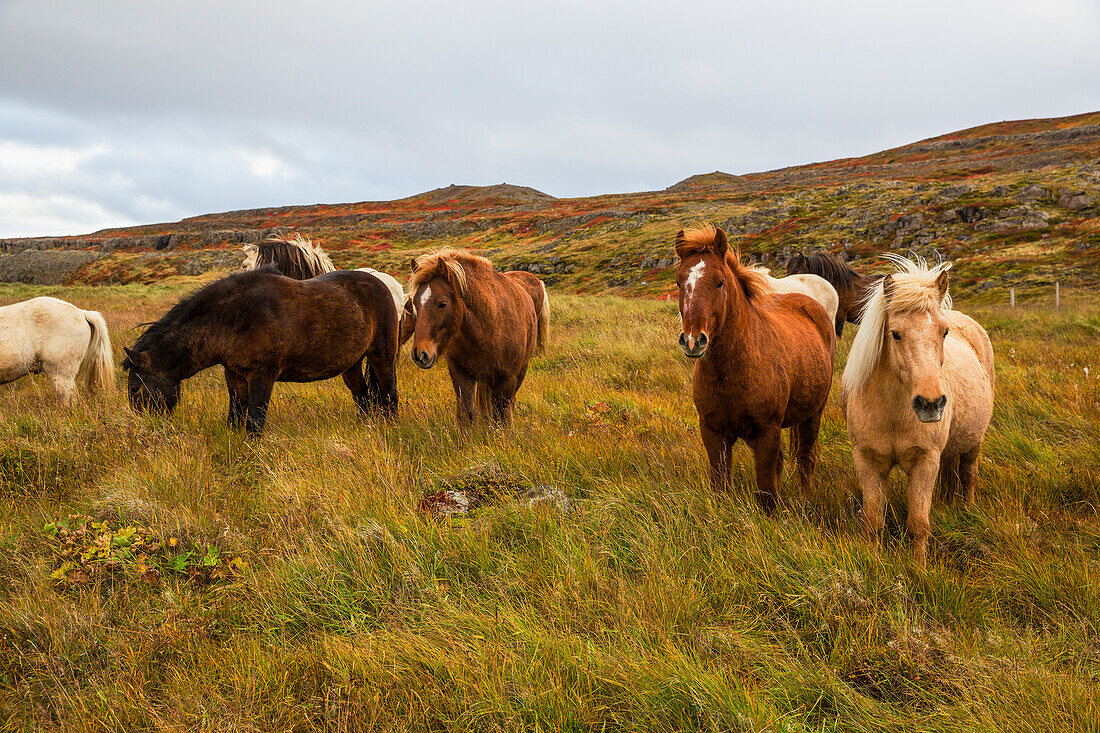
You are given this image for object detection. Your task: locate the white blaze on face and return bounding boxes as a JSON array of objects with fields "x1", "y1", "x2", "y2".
[
  {"x1": 419, "y1": 285, "x2": 432, "y2": 309},
  {"x1": 685, "y1": 261, "x2": 706, "y2": 297}
]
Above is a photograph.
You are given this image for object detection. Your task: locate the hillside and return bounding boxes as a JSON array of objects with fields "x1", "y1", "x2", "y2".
[{"x1": 2, "y1": 112, "x2": 1098, "y2": 298}]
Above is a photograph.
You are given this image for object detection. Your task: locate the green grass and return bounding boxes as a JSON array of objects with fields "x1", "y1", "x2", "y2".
[{"x1": 0, "y1": 285, "x2": 1097, "y2": 731}]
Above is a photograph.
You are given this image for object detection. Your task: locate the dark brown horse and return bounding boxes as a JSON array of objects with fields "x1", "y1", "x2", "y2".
[
  {"x1": 407, "y1": 249, "x2": 549, "y2": 425},
  {"x1": 122, "y1": 268, "x2": 398, "y2": 435},
  {"x1": 785, "y1": 252, "x2": 881, "y2": 336},
  {"x1": 676, "y1": 225, "x2": 835, "y2": 510}
]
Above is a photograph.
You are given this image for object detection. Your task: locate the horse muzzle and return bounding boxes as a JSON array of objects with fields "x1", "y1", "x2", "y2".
[
  {"x1": 912, "y1": 394, "x2": 947, "y2": 423},
  {"x1": 411, "y1": 347, "x2": 437, "y2": 370},
  {"x1": 679, "y1": 331, "x2": 708, "y2": 358}
]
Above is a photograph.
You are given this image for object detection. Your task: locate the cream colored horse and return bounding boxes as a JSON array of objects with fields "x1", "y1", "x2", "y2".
[
  {"x1": 841, "y1": 255, "x2": 994, "y2": 566},
  {"x1": 750, "y1": 265, "x2": 839, "y2": 330},
  {"x1": 0, "y1": 297, "x2": 115, "y2": 403}
]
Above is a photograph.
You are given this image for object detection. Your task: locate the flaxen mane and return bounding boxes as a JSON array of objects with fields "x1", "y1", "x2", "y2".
[
  {"x1": 244, "y1": 233, "x2": 336, "y2": 280},
  {"x1": 674, "y1": 224, "x2": 771, "y2": 301},
  {"x1": 843, "y1": 254, "x2": 953, "y2": 394},
  {"x1": 408, "y1": 248, "x2": 494, "y2": 296}
]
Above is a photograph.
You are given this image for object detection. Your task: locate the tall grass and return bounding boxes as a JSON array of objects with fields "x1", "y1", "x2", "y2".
[{"x1": 0, "y1": 285, "x2": 1097, "y2": 731}]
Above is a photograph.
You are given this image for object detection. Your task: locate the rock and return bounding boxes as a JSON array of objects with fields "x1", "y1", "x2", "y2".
[
  {"x1": 1016, "y1": 184, "x2": 1051, "y2": 202},
  {"x1": 938, "y1": 210, "x2": 959, "y2": 224},
  {"x1": 1058, "y1": 191, "x2": 1095, "y2": 211},
  {"x1": 0, "y1": 250, "x2": 106, "y2": 284},
  {"x1": 956, "y1": 206, "x2": 987, "y2": 223},
  {"x1": 935, "y1": 184, "x2": 974, "y2": 202}
]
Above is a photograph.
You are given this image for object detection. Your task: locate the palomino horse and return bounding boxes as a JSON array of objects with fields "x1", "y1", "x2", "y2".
[
  {"x1": 785, "y1": 252, "x2": 881, "y2": 336},
  {"x1": 0, "y1": 297, "x2": 114, "y2": 403},
  {"x1": 407, "y1": 249, "x2": 549, "y2": 425},
  {"x1": 676, "y1": 225, "x2": 835, "y2": 510},
  {"x1": 749, "y1": 265, "x2": 840, "y2": 330},
  {"x1": 243, "y1": 233, "x2": 407, "y2": 334},
  {"x1": 841, "y1": 255, "x2": 994, "y2": 566},
  {"x1": 123, "y1": 268, "x2": 398, "y2": 435}
]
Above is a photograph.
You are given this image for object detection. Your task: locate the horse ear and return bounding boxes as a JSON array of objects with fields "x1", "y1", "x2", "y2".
[
  {"x1": 881, "y1": 274, "x2": 895, "y2": 303},
  {"x1": 410, "y1": 258, "x2": 420, "y2": 274},
  {"x1": 123, "y1": 347, "x2": 149, "y2": 370},
  {"x1": 712, "y1": 225, "x2": 729, "y2": 257},
  {"x1": 935, "y1": 269, "x2": 949, "y2": 300}
]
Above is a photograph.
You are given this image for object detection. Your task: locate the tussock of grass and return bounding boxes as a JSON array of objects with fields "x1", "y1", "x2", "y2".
[{"x1": 0, "y1": 286, "x2": 1097, "y2": 730}]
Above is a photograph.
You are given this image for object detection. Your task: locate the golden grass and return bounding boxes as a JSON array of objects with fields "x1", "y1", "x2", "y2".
[{"x1": 0, "y1": 283, "x2": 1097, "y2": 731}]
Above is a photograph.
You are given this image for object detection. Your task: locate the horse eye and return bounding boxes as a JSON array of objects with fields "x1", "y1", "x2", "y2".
[
  {"x1": 943, "y1": 329, "x2": 949, "y2": 338},
  {"x1": 716, "y1": 280, "x2": 725, "y2": 289},
  {"x1": 438, "y1": 301, "x2": 447, "y2": 309},
  {"x1": 891, "y1": 331, "x2": 901, "y2": 341}
]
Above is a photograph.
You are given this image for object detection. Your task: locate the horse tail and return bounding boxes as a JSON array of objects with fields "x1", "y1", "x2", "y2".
[
  {"x1": 536, "y1": 281, "x2": 550, "y2": 351},
  {"x1": 475, "y1": 382, "x2": 493, "y2": 418},
  {"x1": 78, "y1": 310, "x2": 115, "y2": 394}
]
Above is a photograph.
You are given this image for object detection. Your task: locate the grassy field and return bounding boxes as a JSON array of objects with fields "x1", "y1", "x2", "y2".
[{"x1": 0, "y1": 280, "x2": 1098, "y2": 732}]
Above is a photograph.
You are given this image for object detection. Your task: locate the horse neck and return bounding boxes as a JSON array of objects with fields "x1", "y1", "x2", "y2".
[{"x1": 150, "y1": 321, "x2": 217, "y2": 379}]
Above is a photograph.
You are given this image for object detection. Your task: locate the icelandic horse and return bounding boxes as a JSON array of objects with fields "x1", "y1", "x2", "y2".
[
  {"x1": 840, "y1": 254, "x2": 994, "y2": 566},
  {"x1": 675, "y1": 225, "x2": 835, "y2": 511},
  {"x1": 406, "y1": 248, "x2": 549, "y2": 426}
]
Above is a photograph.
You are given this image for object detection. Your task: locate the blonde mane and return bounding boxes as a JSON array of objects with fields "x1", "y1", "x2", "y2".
[
  {"x1": 674, "y1": 224, "x2": 772, "y2": 301},
  {"x1": 842, "y1": 254, "x2": 953, "y2": 394},
  {"x1": 407, "y1": 247, "x2": 493, "y2": 297},
  {"x1": 243, "y1": 233, "x2": 336, "y2": 279}
]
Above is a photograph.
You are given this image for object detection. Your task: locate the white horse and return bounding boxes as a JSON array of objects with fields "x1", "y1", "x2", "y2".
[
  {"x1": 840, "y1": 255, "x2": 994, "y2": 567},
  {"x1": 0, "y1": 297, "x2": 115, "y2": 403},
  {"x1": 750, "y1": 265, "x2": 840, "y2": 330}
]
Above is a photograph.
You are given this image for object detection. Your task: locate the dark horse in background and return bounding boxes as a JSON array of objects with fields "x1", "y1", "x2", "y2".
[
  {"x1": 122, "y1": 268, "x2": 399, "y2": 435},
  {"x1": 785, "y1": 252, "x2": 882, "y2": 336}
]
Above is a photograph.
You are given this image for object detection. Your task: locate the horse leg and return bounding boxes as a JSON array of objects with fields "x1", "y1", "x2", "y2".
[
  {"x1": 906, "y1": 454, "x2": 939, "y2": 568},
  {"x1": 225, "y1": 368, "x2": 248, "y2": 428},
  {"x1": 489, "y1": 380, "x2": 519, "y2": 424},
  {"x1": 364, "y1": 348, "x2": 398, "y2": 418},
  {"x1": 45, "y1": 359, "x2": 79, "y2": 405},
  {"x1": 958, "y1": 443, "x2": 982, "y2": 505},
  {"x1": 835, "y1": 310, "x2": 846, "y2": 338},
  {"x1": 340, "y1": 358, "x2": 371, "y2": 416},
  {"x1": 793, "y1": 412, "x2": 823, "y2": 493},
  {"x1": 244, "y1": 373, "x2": 275, "y2": 437},
  {"x1": 938, "y1": 453, "x2": 961, "y2": 502},
  {"x1": 700, "y1": 424, "x2": 732, "y2": 494},
  {"x1": 854, "y1": 449, "x2": 888, "y2": 542},
  {"x1": 448, "y1": 365, "x2": 477, "y2": 428},
  {"x1": 750, "y1": 425, "x2": 783, "y2": 513}
]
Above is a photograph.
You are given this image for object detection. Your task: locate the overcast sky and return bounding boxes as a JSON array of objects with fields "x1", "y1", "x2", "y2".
[{"x1": 1, "y1": 0, "x2": 1097, "y2": 237}]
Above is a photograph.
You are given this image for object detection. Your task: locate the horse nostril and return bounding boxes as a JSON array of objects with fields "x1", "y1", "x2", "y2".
[
  {"x1": 679, "y1": 332, "x2": 688, "y2": 349},
  {"x1": 697, "y1": 333, "x2": 708, "y2": 348},
  {"x1": 936, "y1": 395, "x2": 947, "y2": 409}
]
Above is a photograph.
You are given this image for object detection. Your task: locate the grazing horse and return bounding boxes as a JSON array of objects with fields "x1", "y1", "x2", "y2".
[
  {"x1": 122, "y1": 268, "x2": 398, "y2": 435},
  {"x1": 676, "y1": 225, "x2": 835, "y2": 510},
  {"x1": 841, "y1": 255, "x2": 994, "y2": 567},
  {"x1": 407, "y1": 248, "x2": 549, "y2": 426},
  {"x1": 242, "y1": 233, "x2": 409, "y2": 343},
  {"x1": 749, "y1": 265, "x2": 840, "y2": 331},
  {"x1": 785, "y1": 252, "x2": 881, "y2": 336},
  {"x1": 0, "y1": 297, "x2": 114, "y2": 403}
]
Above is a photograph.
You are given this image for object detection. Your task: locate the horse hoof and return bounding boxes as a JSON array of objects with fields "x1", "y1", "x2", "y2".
[{"x1": 754, "y1": 491, "x2": 777, "y2": 514}]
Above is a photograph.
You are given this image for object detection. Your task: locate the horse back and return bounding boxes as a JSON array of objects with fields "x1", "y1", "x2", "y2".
[{"x1": 504, "y1": 271, "x2": 545, "y2": 318}]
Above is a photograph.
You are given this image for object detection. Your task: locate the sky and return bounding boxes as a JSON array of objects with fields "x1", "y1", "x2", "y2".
[{"x1": 1, "y1": 0, "x2": 1097, "y2": 238}]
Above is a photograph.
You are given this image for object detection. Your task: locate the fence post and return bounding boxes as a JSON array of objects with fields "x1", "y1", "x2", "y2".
[
  {"x1": 1010, "y1": 288, "x2": 1015, "y2": 308},
  {"x1": 1056, "y1": 282, "x2": 1060, "y2": 310}
]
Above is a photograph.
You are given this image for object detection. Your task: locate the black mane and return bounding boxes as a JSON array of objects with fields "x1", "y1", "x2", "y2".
[{"x1": 787, "y1": 252, "x2": 863, "y2": 290}]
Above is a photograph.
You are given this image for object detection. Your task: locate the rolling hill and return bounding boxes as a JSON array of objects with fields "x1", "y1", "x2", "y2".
[{"x1": 2, "y1": 111, "x2": 1098, "y2": 298}]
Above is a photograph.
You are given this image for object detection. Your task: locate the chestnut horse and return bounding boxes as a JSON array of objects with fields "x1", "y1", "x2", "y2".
[
  {"x1": 407, "y1": 249, "x2": 549, "y2": 425},
  {"x1": 841, "y1": 255, "x2": 994, "y2": 566},
  {"x1": 785, "y1": 252, "x2": 881, "y2": 337},
  {"x1": 676, "y1": 225, "x2": 835, "y2": 510},
  {"x1": 122, "y1": 268, "x2": 398, "y2": 435}
]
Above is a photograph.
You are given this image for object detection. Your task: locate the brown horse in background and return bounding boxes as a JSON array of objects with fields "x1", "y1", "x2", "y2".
[
  {"x1": 785, "y1": 252, "x2": 881, "y2": 336},
  {"x1": 407, "y1": 249, "x2": 549, "y2": 426},
  {"x1": 677, "y1": 225, "x2": 835, "y2": 510}
]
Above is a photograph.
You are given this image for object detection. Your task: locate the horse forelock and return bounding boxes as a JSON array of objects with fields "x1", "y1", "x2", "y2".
[
  {"x1": 408, "y1": 248, "x2": 492, "y2": 298},
  {"x1": 842, "y1": 255, "x2": 953, "y2": 394}
]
